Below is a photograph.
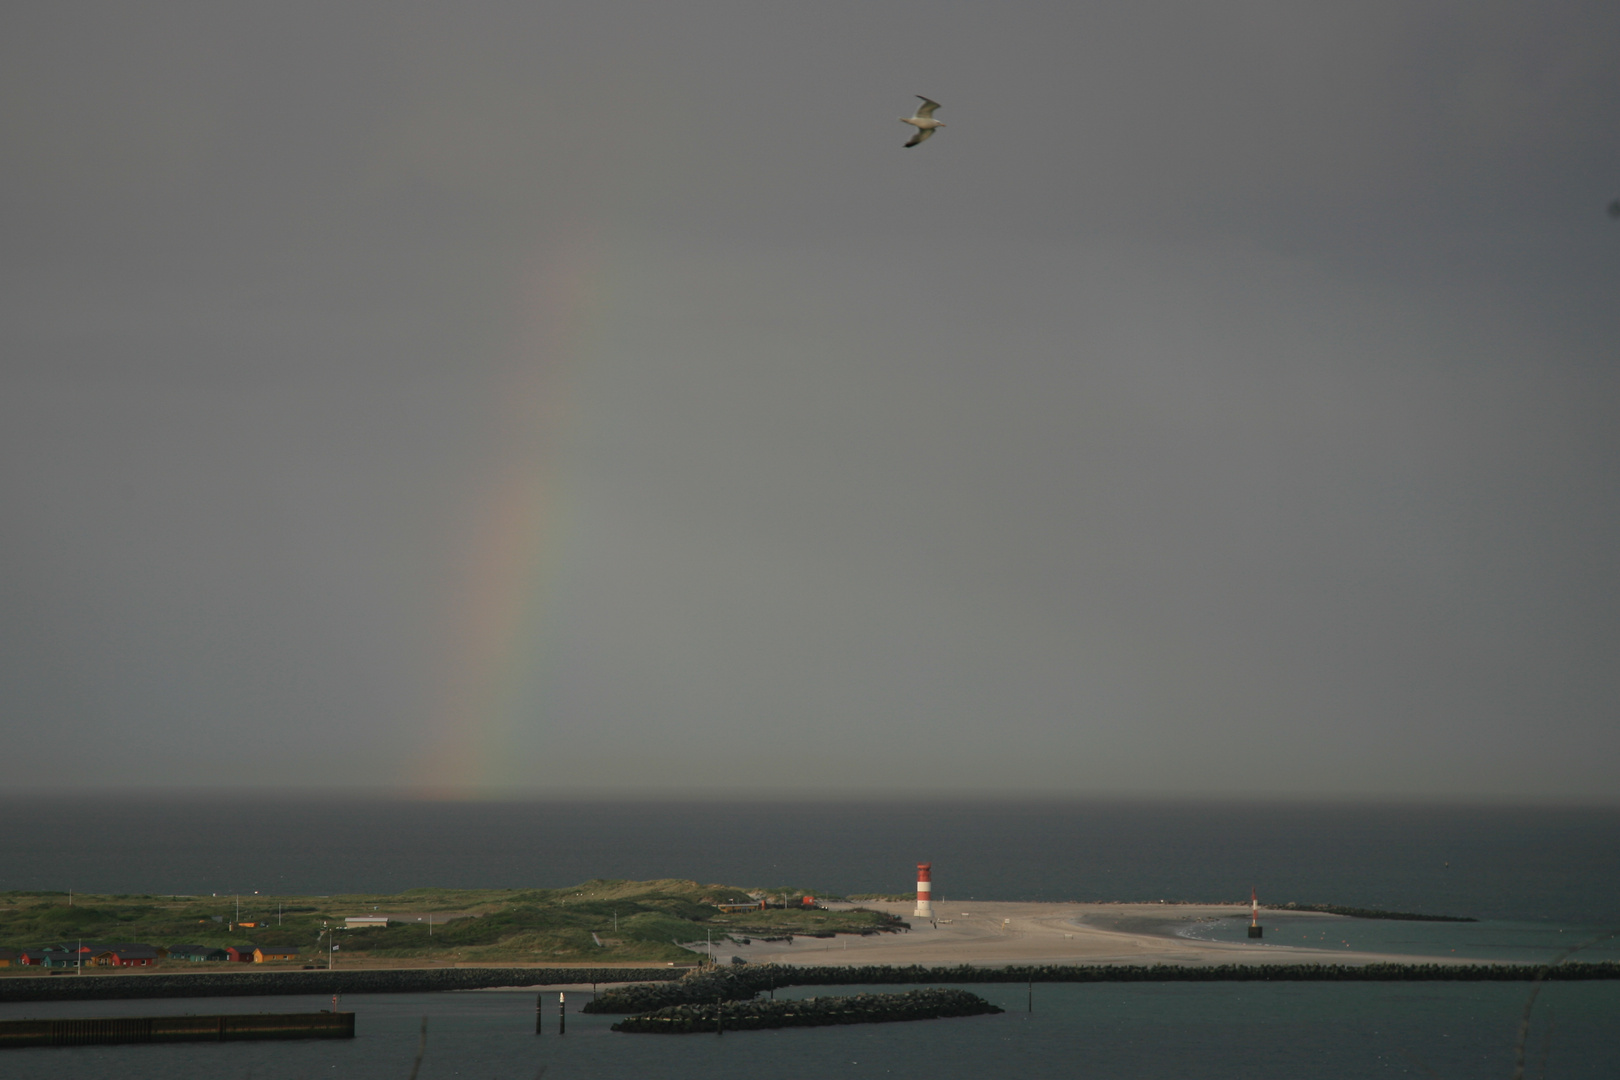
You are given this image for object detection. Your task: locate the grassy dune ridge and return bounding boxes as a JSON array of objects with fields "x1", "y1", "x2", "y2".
[{"x1": 0, "y1": 881, "x2": 902, "y2": 966}]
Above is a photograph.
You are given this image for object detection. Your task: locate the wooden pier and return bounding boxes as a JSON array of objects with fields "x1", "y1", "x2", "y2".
[{"x1": 0, "y1": 1011, "x2": 355, "y2": 1049}]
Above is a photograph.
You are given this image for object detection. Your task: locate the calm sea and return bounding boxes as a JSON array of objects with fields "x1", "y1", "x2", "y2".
[{"x1": 2, "y1": 797, "x2": 1617, "y2": 1078}]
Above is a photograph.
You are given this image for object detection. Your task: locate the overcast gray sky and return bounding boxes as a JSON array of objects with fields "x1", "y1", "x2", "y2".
[{"x1": 4, "y1": 0, "x2": 1617, "y2": 800}]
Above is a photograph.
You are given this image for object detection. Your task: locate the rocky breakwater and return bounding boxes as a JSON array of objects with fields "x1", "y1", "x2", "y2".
[
  {"x1": 582, "y1": 967, "x2": 758, "y2": 1013},
  {"x1": 723, "y1": 961, "x2": 1620, "y2": 985},
  {"x1": 612, "y1": 988, "x2": 1003, "y2": 1033},
  {"x1": 0, "y1": 967, "x2": 683, "y2": 1004}
]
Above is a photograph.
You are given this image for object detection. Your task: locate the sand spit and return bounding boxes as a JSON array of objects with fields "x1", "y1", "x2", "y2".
[
  {"x1": 722, "y1": 902, "x2": 1475, "y2": 969},
  {"x1": 0, "y1": 903, "x2": 1532, "y2": 1003}
]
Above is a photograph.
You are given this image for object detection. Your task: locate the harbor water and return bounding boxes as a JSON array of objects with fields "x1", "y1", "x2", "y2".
[{"x1": 1, "y1": 797, "x2": 1616, "y2": 1077}]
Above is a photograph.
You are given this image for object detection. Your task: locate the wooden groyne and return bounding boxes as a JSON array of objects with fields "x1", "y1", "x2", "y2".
[{"x1": 0, "y1": 1011, "x2": 354, "y2": 1049}]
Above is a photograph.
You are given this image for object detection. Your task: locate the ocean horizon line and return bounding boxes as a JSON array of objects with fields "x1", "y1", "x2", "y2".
[{"x1": 3, "y1": 786, "x2": 1617, "y2": 810}]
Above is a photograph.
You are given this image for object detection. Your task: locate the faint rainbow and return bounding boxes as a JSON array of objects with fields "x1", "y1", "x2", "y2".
[{"x1": 406, "y1": 234, "x2": 609, "y2": 796}]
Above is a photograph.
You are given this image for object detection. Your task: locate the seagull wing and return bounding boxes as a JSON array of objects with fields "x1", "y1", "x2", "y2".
[
  {"x1": 914, "y1": 96, "x2": 942, "y2": 119},
  {"x1": 904, "y1": 126, "x2": 935, "y2": 147}
]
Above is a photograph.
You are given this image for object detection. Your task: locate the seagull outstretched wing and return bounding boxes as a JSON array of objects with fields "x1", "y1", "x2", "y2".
[{"x1": 900, "y1": 96, "x2": 944, "y2": 147}]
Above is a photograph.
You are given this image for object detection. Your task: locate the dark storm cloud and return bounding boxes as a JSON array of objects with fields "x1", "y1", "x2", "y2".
[{"x1": 2, "y1": 1, "x2": 1616, "y2": 797}]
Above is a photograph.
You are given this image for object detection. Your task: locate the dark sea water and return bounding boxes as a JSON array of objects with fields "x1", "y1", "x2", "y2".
[
  {"x1": 4, "y1": 797, "x2": 1617, "y2": 922},
  {"x1": 2, "y1": 797, "x2": 1617, "y2": 1078},
  {"x1": 3, "y1": 982, "x2": 1618, "y2": 1080}
]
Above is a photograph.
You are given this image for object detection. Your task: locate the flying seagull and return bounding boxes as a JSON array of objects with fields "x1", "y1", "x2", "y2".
[{"x1": 901, "y1": 96, "x2": 944, "y2": 147}]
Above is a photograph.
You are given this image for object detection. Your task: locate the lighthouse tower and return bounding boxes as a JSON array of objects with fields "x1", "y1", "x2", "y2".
[
  {"x1": 914, "y1": 863, "x2": 933, "y2": 919},
  {"x1": 1248, "y1": 886, "x2": 1263, "y2": 938}
]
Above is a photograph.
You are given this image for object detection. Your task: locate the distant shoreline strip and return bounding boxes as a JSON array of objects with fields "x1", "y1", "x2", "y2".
[
  {"x1": 3, "y1": 962, "x2": 1617, "y2": 1003},
  {"x1": 1264, "y1": 904, "x2": 1476, "y2": 922}
]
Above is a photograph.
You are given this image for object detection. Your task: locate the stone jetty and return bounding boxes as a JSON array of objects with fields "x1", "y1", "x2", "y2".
[{"x1": 611, "y1": 988, "x2": 1002, "y2": 1033}]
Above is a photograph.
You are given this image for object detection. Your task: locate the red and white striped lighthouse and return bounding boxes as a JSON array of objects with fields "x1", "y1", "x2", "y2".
[{"x1": 914, "y1": 863, "x2": 933, "y2": 918}]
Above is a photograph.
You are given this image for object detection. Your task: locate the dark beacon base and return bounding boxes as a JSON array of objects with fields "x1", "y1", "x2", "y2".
[
  {"x1": 1249, "y1": 925, "x2": 1264, "y2": 938},
  {"x1": 0, "y1": 1012, "x2": 355, "y2": 1049}
]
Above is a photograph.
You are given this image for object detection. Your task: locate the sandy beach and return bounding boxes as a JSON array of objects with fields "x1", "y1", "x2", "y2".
[
  {"x1": 710, "y1": 902, "x2": 1474, "y2": 969},
  {"x1": 0, "y1": 903, "x2": 1493, "y2": 1002}
]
